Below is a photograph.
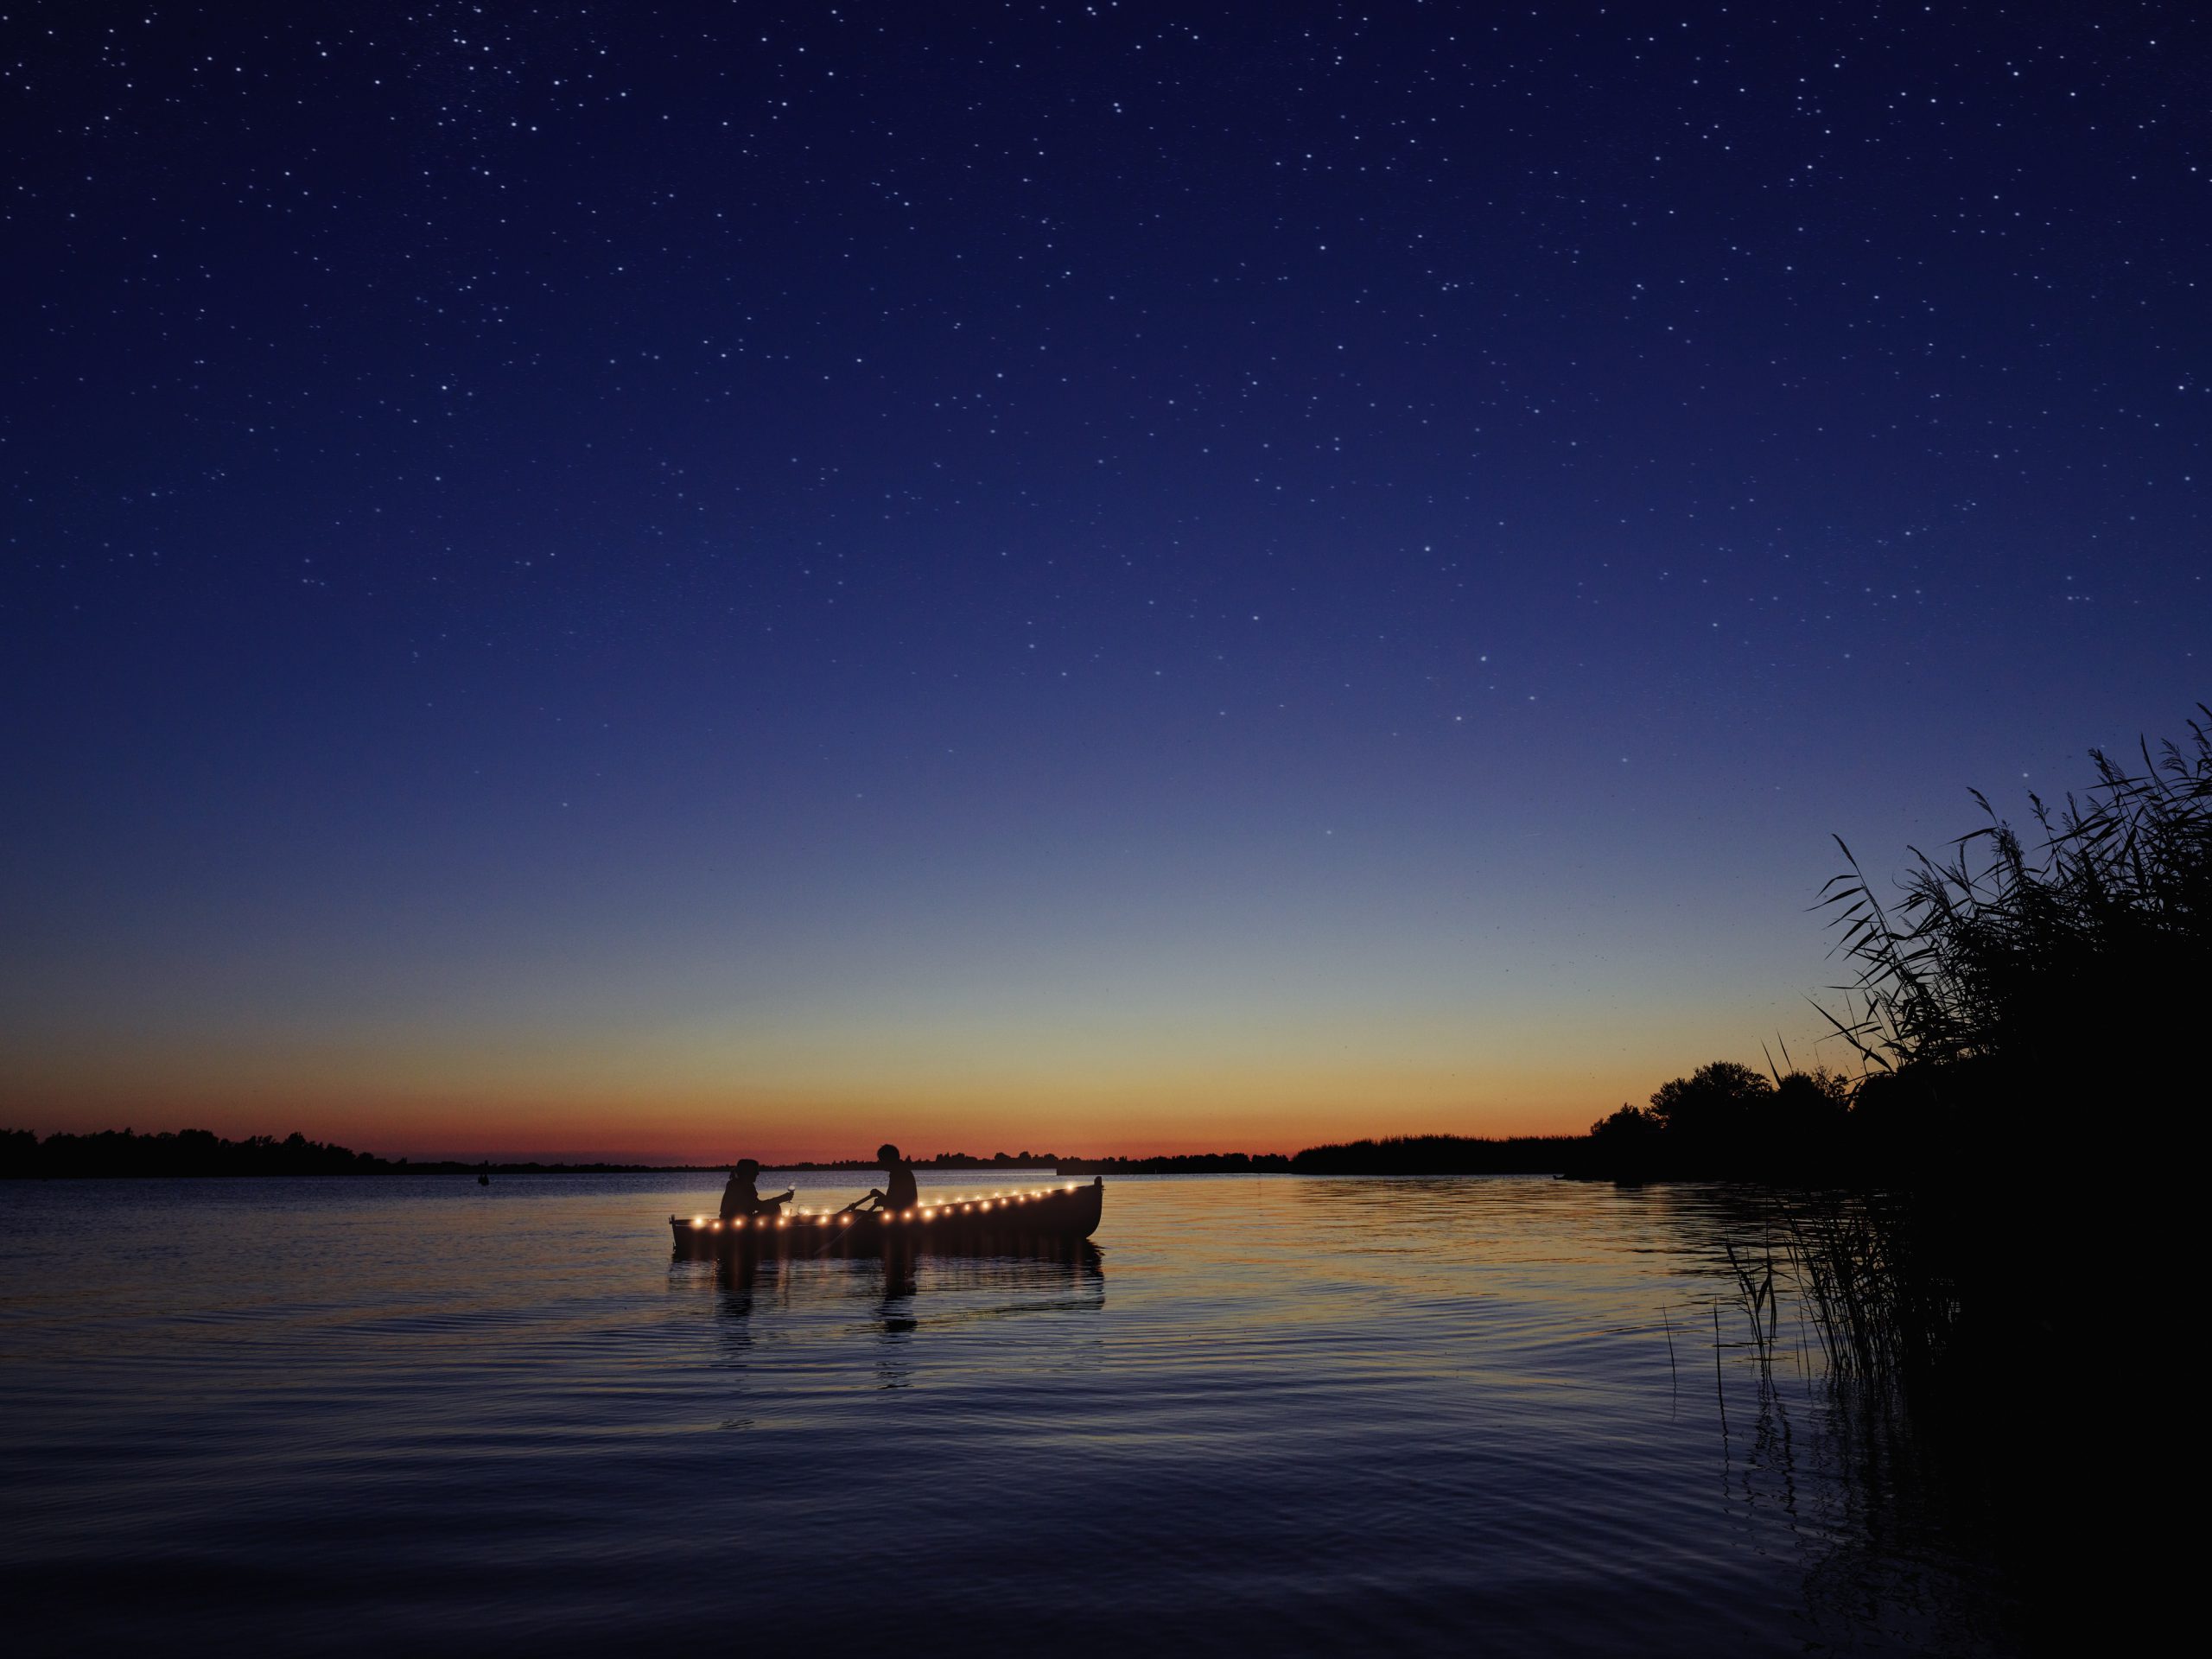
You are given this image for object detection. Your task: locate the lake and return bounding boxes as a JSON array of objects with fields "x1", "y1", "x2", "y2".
[{"x1": 0, "y1": 1173, "x2": 2021, "y2": 1656}]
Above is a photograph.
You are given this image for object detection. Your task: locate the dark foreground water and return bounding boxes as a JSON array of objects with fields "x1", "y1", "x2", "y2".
[{"x1": 1, "y1": 1173, "x2": 2021, "y2": 1656}]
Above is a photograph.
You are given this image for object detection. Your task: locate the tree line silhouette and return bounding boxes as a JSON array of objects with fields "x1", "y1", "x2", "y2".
[
  {"x1": 1, "y1": 1127, "x2": 397, "y2": 1179},
  {"x1": 0, "y1": 1128, "x2": 713, "y2": 1179}
]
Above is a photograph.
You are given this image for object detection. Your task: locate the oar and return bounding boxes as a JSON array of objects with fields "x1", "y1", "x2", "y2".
[{"x1": 808, "y1": 1207, "x2": 868, "y2": 1256}]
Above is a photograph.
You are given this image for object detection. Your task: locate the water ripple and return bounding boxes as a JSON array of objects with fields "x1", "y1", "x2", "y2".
[{"x1": 1, "y1": 1173, "x2": 2019, "y2": 1656}]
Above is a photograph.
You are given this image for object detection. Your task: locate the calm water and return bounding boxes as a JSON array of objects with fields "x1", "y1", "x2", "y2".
[{"x1": 1, "y1": 1173, "x2": 2018, "y2": 1656}]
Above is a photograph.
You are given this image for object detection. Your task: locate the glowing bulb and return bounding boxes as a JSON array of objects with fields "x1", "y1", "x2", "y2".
[
  {"x1": 776, "y1": 1217, "x2": 788, "y2": 1229},
  {"x1": 904, "y1": 1210, "x2": 917, "y2": 1221},
  {"x1": 980, "y1": 1201, "x2": 991, "y2": 1211},
  {"x1": 691, "y1": 1217, "x2": 705, "y2": 1229},
  {"x1": 711, "y1": 1220, "x2": 723, "y2": 1230}
]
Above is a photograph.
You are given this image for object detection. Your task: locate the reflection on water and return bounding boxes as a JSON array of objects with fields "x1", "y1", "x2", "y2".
[
  {"x1": 705, "y1": 1245, "x2": 1106, "y2": 1366},
  {"x1": 0, "y1": 1173, "x2": 2022, "y2": 1655}
]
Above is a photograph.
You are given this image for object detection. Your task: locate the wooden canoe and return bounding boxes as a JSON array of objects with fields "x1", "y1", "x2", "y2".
[{"x1": 670, "y1": 1176, "x2": 1103, "y2": 1257}]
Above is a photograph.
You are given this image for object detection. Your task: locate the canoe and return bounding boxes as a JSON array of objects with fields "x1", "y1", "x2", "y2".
[{"x1": 670, "y1": 1176, "x2": 1103, "y2": 1257}]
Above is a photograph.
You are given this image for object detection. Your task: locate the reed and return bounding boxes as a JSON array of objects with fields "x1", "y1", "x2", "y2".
[
  {"x1": 1785, "y1": 705, "x2": 2211, "y2": 1398},
  {"x1": 1770, "y1": 1195, "x2": 1959, "y2": 1391},
  {"x1": 1815, "y1": 703, "x2": 2212, "y2": 1086},
  {"x1": 1690, "y1": 715, "x2": 2205, "y2": 1632}
]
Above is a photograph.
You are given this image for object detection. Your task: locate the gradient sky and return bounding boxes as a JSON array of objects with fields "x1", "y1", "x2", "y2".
[{"x1": 3, "y1": 3, "x2": 2204, "y2": 1161}]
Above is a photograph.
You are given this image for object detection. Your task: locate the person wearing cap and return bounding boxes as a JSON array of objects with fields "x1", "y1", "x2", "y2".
[
  {"x1": 846, "y1": 1143, "x2": 918, "y2": 1214},
  {"x1": 718, "y1": 1159, "x2": 792, "y2": 1222}
]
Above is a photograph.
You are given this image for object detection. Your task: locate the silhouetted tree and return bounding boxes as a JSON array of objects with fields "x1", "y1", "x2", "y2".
[
  {"x1": 1647, "y1": 1060, "x2": 1772, "y2": 1145},
  {"x1": 1589, "y1": 1103, "x2": 1658, "y2": 1140},
  {"x1": 1585, "y1": 1105, "x2": 1662, "y2": 1178}
]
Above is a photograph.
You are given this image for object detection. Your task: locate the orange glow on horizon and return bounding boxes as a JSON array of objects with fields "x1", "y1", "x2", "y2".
[
  {"x1": 2, "y1": 992, "x2": 1821, "y2": 1162},
  {"x1": 2, "y1": 1063, "x2": 1656, "y2": 1163},
  {"x1": 0, "y1": 960, "x2": 1822, "y2": 1167}
]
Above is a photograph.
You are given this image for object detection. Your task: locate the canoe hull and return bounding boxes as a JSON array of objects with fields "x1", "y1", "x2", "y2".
[{"x1": 671, "y1": 1176, "x2": 1103, "y2": 1258}]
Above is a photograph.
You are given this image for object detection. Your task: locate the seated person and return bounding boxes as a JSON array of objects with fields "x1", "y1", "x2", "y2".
[
  {"x1": 846, "y1": 1142, "x2": 919, "y2": 1213},
  {"x1": 719, "y1": 1159, "x2": 794, "y2": 1222}
]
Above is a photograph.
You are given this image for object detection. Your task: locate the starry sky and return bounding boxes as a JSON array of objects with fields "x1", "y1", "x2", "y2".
[{"x1": 3, "y1": 3, "x2": 2204, "y2": 1161}]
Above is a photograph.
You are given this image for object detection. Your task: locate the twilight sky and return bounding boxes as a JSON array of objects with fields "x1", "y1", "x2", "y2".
[{"x1": 3, "y1": 3, "x2": 2203, "y2": 1161}]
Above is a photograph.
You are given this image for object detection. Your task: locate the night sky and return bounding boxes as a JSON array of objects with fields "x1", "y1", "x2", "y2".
[{"x1": 4, "y1": 3, "x2": 2203, "y2": 1160}]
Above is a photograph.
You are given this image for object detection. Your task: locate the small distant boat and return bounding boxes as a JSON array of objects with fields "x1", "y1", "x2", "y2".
[{"x1": 671, "y1": 1177, "x2": 1103, "y2": 1257}]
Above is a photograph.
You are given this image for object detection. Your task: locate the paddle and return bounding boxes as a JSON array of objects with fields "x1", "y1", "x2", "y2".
[{"x1": 808, "y1": 1198, "x2": 877, "y2": 1256}]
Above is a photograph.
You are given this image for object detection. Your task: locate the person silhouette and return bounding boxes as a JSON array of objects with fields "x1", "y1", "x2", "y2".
[
  {"x1": 848, "y1": 1143, "x2": 918, "y2": 1214},
  {"x1": 719, "y1": 1159, "x2": 793, "y2": 1222}
]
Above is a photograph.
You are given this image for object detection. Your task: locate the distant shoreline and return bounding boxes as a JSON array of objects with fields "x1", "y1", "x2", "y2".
[
  {"x1": 1, "y1": 1127, "x2": 1608, "y2": 1181},
  {"x1": 0, "y1": 1166, "x2": 1073, "y2": 1179}
]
